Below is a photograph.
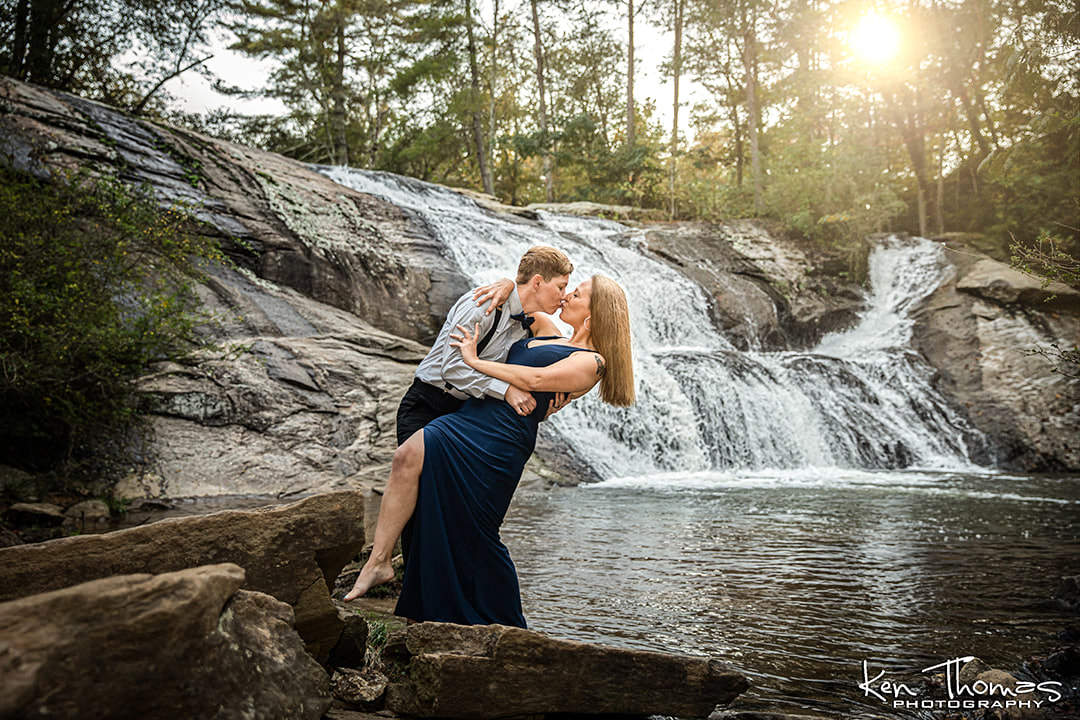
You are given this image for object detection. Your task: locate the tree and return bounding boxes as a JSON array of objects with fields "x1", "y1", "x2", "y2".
[
  {"x1": 530, "y1": 0, "x2": 554, "y2": 201},
  {"x1": 624, "y1": 0, "x2": 635, "y2": 148},
  {"x1": 229, "y1": 0, "x2": 360, "y2": 165},
  {"x1": 667, "y1": 0, "x2": 683, "y2": 219},
  {"x1": 1, "y1": 0, "x2": 224, "y2": 115},
  {"x1": 464, "y1": 0, "x2": 493, "y2": 193}
]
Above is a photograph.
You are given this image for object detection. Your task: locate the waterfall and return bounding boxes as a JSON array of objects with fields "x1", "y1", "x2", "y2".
[{"x1": 320, "y1": 168, "x2": 985, "y2": 478}]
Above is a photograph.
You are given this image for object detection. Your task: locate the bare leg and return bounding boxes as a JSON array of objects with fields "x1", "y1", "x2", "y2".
[{"x1": 344, "y1": 430, "x2": 426, "y2": 601}]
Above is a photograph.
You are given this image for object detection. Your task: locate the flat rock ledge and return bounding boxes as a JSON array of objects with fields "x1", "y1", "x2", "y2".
[
  {"x1": 0, "y1": 491, "x2": 365, "y2": 662},
  {"x1": 384, "y1": 622, "x2": 749, "y2": 718},
  {"x1": 0, "y1": 563, "x2": 331, "y2": 720}
]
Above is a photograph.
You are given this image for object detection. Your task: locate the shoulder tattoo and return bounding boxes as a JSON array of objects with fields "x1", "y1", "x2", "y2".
[{"x1": 594, "y1": 354, "x2": 606, "y2": 378}]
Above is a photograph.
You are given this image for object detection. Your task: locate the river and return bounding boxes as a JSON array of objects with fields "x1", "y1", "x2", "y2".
[{"x1": 505, "y1": 469, "x2": 1078, "y2": 718}]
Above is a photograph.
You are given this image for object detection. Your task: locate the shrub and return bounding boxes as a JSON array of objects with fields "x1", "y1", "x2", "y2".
[{"x1": 0, "y1": 165, "x2": 220, "y2": 477}]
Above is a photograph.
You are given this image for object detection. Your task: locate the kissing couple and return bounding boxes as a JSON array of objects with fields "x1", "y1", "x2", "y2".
[{"x1": 345, "y1": 245, "x2": 634, "y2": 628}]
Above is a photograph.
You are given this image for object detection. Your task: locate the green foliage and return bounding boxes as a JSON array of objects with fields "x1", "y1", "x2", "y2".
[
  {"x1": 0, "y1": 165, "x2": 220, "y2": 474},
  {"x1": 1010, "y1": 229, "x2": 1080, "y2": 377},
  {"x1": 1010, "y1": 230, "x2": 1080, "y2": 291},
  {"x1": 983, "y1": 112, "x2": 1080, "y2": 249},
  {"x1": 761, "y1": 118, "x2": 908, "y2": 249}
]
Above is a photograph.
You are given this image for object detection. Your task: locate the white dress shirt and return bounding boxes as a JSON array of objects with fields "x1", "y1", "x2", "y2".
[{"x1": 414, "y1": 286, "x2": 530, "y2": 400}]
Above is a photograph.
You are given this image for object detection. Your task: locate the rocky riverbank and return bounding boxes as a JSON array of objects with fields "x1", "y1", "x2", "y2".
[{"x1": 0, "y1": 493, "x2": 751, "y2": 719}]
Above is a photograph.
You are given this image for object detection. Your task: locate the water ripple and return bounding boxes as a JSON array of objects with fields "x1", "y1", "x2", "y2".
[{"x1": 505, "y1": 470, "x2": 1079, "y2": 718}]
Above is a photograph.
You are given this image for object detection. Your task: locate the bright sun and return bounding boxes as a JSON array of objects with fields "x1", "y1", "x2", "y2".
[{"x1": 852, "y1": 13, "x2": 901, "y2": 64}]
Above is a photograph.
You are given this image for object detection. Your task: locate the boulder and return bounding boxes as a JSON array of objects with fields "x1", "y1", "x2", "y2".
[
  {"x1": 332, "y1": 668, "x2": 390, "y2": 710},
  {"x1": 641, "y1": 220, "x2": 865, "y2": 350},
  {"x1": 0, "y1": 491, "x2": 365, "y2": 662},
  {"x1": 912, "y1": 242, "x2": 1080, "y2": 471},
  {"x1": 525, "y1": 200, "x2": 665, "y2": 222},
  {"x1": 62, "y1": 499, "x2": 113, "y2": 534},
  {"x1": 0, "y1": 527, "x2": 22, "y2": 547},
  {"x1": 1055, "y1": 575, "x2": 1080, "y2": 610},
  {"x1": 328, "y1": 606, "x2": 371, "y2": 668},
  {"x1": 124, "y1": 268, "x2": 427, "y2": 498},
  {"x1": 956, "y1": 258, "x2": 1080, "y2": 312},
  {"x1": 0, "y1": 563, "x2": 331, "y2": 720},
  {"x1": 385, "y1": 622, "x2": 748, "y2": 718}
]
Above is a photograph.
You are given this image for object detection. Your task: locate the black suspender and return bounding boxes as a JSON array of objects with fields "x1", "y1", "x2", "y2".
[{"x1": 476, "y1": 307, "x2": 502, "y2": 355}]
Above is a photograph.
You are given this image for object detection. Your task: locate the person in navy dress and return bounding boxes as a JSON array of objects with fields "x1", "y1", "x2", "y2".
[{"x1": 345, "y1": 276, "x2": 635, "y2": 628}]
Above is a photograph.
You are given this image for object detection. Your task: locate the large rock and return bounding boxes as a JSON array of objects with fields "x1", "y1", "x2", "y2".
[
  {"x1": 0, "y1": 76, "x2": 467, "y2": 345},
  {"x1": 0, "y1": 491, "x2": 365, "y2": 662},
  {"x1": 912, "y1": 242, "x2": 1080, "y2": 470},
  {"x1": 385, "y1": 622, "x2": 749, "y2": 718},
  {"x1": 956, "y1": 258, "x2": 1080, "y2": 312},
  {"x1": 0, "y1": 563, "x2": 331, "y2": 720},
  {"x1": 0, "y1": 76, "x2": 468, "y2": 498},
  {"x1": 641, "y1": 220, "x2": 865, "y2": 350},
  {"x1": 526, "y1": 200, "x2": 665, "y2": 222},
  {"x1": 126, "y1": 263, "x2": 427, "y2": 498}
]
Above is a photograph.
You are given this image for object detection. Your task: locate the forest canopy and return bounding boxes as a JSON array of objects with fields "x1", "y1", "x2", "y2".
[{"x1": 2, "y1": 0, "x2": 1077, "y2": 254}]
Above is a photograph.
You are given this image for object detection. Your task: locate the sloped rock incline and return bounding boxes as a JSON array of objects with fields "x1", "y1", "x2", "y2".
[
  {"x1": 0, "y1": 563, "x2": 331, "y2": 720},
  {"x1": 128, "y1": 262, "x2": 428, "y2": 498},
  {"x1": 385, "y1": 622, "x2": 748, "y2": 718},
  {"x1": 0, "y1": 491, "x2": 365, "y2": 663},
  {"x1": 0, "y1": 76, "x2": 469, "y2": 344}
]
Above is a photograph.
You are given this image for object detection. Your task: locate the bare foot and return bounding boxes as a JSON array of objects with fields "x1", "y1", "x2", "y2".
[{"x1": 343, "y1": 561, "x2": 396, "y2": 601}]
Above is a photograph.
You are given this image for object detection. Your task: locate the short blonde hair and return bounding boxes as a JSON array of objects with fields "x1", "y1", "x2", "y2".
[
  {"x1": 516, "y1": 245, "x2": 573, "y2": 284},
  {"x1": 589, "y1": 275, "x2": 635, "y2": 406}
]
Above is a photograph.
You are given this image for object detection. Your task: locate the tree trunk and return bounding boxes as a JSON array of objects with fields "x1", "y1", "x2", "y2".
[
  {"x1": 26, "y1": 0, "x2": 67, "y2": 85},
  {"x1": 885, "y1": 89, "x2": 937, "y2": 237},
  {"x1": 330, "y1": 13, "x2": 349, "y2": 166},
  {"x1": 626, "y1": 0, "x2": 635, "y2": 148},
  {"x1": 530, "y1": 0, "x2": 553, "y2": 202},
  {"x1": 465, "y1": 0, "x2": 493, "y2": 194},
  {"x1": 9, "y1": 0, "x2": 30, "y2": 79},
  {"x1": 743, "y1": 25, "x2": 762, "y2": 211},
  {"x1": 669, "y1": 0, "x2": 683, "y2": 220},
  {"x1": 488, "y1": 0, "x2": 499, "y2": 181},
  {"x1": 731, "y1": 103, "x2": 744, "y2": 188},
  {"x1": 936, "y1": 137, "x2": 945, "y2": 234}
]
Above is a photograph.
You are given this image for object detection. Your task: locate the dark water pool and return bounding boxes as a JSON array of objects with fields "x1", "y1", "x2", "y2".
[{"x1": 503, "y1": 469, "x2": 1080, "y2": 718}]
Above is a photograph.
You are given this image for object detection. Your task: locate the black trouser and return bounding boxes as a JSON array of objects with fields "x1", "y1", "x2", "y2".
[{"x1": 395, "y1": 378, "x2": 465, "y2": 564}]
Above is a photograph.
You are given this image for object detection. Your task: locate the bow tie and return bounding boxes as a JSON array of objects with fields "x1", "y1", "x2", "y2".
[{"x1": 510, "y1": 312, "x2": 535, "y2": 333}]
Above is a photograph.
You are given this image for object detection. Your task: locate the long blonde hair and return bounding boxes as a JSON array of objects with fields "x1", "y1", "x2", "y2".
[{"x1": 589, "y1": 275, "x2": 635, "y2": 406}]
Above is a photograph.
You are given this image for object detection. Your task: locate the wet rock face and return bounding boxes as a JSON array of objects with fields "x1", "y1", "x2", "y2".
[
  {"x1": 912, "y1": 243, "x2": 1080, "y2": 471},
  {"x1": 384, "y1": 622, "x2": 749, "y2": 718},
  {"x1": 0, "y1": 491, "x2": 366, "y2": 663},
  {"x1": 0, "y1": 564, "x2": 331, "y2": 720}
]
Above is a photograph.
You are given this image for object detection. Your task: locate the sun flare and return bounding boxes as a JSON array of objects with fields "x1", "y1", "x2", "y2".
[{"x1": 852, "y1": 13, "x2": 901, "y2": 65}]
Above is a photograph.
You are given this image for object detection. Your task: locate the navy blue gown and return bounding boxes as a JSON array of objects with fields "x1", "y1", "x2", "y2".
[{"x1": 395, "y1": 337, "x2": 592, "y2": 628}]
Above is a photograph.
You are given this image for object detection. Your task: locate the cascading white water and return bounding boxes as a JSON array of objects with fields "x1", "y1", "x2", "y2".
[{"x1": 320, "y1": 167, "x2": 985, "y2": 477}]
